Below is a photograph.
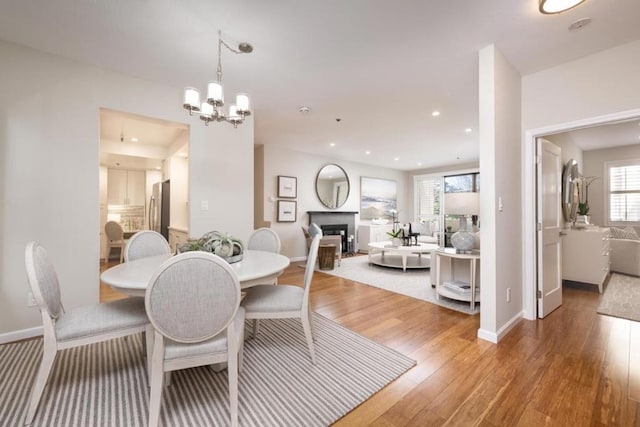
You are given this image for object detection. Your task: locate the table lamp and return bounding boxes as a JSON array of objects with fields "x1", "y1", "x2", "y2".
[{"x1": 444, "y1": 192, "x2": 479, "y2": 253}]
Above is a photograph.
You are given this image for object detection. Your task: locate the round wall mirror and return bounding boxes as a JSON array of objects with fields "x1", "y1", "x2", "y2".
[
  {"x1": 562, "y1": 158, "x2": 579, "y2": 222},
  {"x1": 315, "y1": 164, "x2": 350, "y2": 209}
]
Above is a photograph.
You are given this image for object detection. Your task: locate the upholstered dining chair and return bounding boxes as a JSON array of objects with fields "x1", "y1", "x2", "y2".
[
  {"x1": 105, "y1": 220, "x2": 127, "y2": 263},
  {"x1": 124, "y1": 230, "x2": 171, "y2": 262},
  {"x1": 23, "y1": 242, "x2": 150, "y2": 425},
  {"x1": 242, "y1": 234, "x2": 321, "y2": 365},
  {"x1": 145, "y1": 251, "x2": 245, "y2": 427},
  {"x1": 247, "y1": 227, "x2": 281, "y2": 254},
  {"x1": 247, "y1": 227, "x2": 282, "y2": 284}
]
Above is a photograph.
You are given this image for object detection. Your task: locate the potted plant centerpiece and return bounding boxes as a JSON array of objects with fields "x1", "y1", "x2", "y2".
[
  {"x1": 575, "y1": 175, "x2": 599, "y2": 228},
  {"x1": 179, "y1": 230, "x2": 245, "y2": 263},
  {"x1": 387, "y1": 228, "x2": 403, "y2": 247}
]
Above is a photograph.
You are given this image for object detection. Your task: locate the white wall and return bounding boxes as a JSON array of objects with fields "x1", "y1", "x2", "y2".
[
  {"x1": 521, "y1": 39, "x2": 640, "y2": 320},
  {"x1": 478, "y1": 45, "x2": 523, "y2": 342},
  {"x1": 258, "y1": 145, "x2": 411, "y2": 259},
  {"x1": 0, "y1": 40, "x2": 253, "y2": 339}
]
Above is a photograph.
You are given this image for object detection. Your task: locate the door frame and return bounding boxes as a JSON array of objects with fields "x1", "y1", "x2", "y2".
[{"x1": 522, "y1": 108, "x2": 640, "y2": 320}]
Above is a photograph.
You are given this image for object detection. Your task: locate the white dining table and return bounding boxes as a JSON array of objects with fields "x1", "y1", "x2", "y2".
[{"x1": 101, "y1": 249, "x2": 291, "y2": 297}]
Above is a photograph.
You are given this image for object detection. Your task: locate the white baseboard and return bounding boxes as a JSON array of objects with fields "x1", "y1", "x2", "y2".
[
  {"x1": 0, "y1": 326, "x2": 43, "y2": 344},
  {"x1": 477, "y1": 310, "x2": 524, "y2": 344},
  {"x1": 290, "y1": 256, "x2": 307, "y2": 263}
]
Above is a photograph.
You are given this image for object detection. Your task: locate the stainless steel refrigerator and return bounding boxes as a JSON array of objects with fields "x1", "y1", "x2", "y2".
[{"x1": 149, "y1": 180, "x2": 170, "y2": 239}]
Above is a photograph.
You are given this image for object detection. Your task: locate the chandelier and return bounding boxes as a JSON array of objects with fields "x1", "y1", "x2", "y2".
[
  {"x1": 183, "y1": 30, "x2": 252, "y2": 127},
  {"x1": 538, "y1": 0, "x2": 586, "y2": 14}
]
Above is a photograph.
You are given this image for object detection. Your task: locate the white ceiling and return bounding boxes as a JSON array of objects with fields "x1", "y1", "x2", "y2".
[
  {"x1": 554, "y1": 118, "x2": 640, "y2": 151},
  {"x1": 1, "y1": 0, "x2": 639, "y2": 170}
]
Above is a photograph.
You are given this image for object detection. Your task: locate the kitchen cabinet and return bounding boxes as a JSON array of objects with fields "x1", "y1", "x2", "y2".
[
  {"x1": 107, "y1": 169, "x2": 146, "y2": 205},
  {"x1": 168, "y1": 227, "x2": 189, "y2": 254},
  {"x1": 562, "y1": 227, "x2": 610, "y2": 293},
  {"x1": 357, "y1": 224, "x2": 394, "y2": 253}
]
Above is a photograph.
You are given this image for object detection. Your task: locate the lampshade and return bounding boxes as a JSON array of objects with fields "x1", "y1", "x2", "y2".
[
  {"x1": 236, "y1": 93, "x2": 250, "y2": 114},
  {"x1": 445, "y1": 192, "x2": 480, "y2": 215},
  {"x1": 183, "y1": 87, "x2": 200, "y2": 111},
  {"x1": 207, "y1": 81, "x2": 224, "y2": 106},
  {"x1": 539, "y1": 0, "x2": 586, "y2": 14},
  {"x1": 200, "y1": 102, "x2": 214, "y2": 117}
]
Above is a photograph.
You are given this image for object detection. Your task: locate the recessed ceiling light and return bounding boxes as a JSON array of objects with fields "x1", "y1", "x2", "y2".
[
  {"x1": 394, "y1": 157, "x2": 399, "y2": 161},
  {"x1": 465, "y1": 128, "x2": 472, "y2": 133},
  {"x1": 329, "y1": 142, "x2": 336, "y2": 147},
  {"x1": 130, "y1": 137, "x2": 139, "y2": 142},
  {"x1": 365, "y1": 150, "x2": 371, "y2": 155},
  {"x1": 417, "y1": 162, "x2": 422, "y2": 166},
  {"x1": 432, "y1": 111, "x2": 440, "y2": 117},
  {"x1": 299, "y1": 106, "x2": 311, "y2": 114},
  {"x1": 155, "y1": 166, "x2": 161, "y2": 170},
  {"x1": 539, "y1": 0, "x2": 586, "y2": 15}
]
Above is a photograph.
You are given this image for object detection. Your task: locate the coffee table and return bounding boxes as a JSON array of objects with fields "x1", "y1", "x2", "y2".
[{"x1": 367, "y1": 241, "x2": 438, "y2": 272}]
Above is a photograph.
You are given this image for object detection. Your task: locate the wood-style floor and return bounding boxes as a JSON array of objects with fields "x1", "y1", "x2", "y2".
[{"x1": 99, "y1": 260, "x2": 640, "y2": 426}]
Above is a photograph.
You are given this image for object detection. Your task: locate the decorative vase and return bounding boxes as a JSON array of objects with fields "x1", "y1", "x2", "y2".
[
  {"x1": 392, "y1": 237, "x2": 403, "y2": 247},
  {"x1": 451, "y1": 230, "x2": 475, "y2": 253},
  {"x1": 574, "y1": 215, "x2": 590, "y2": 228}
]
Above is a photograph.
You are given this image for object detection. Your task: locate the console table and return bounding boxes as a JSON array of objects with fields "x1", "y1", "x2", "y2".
[{"x1": 434, "y1": 248, "x2": 480, "y2": 308}]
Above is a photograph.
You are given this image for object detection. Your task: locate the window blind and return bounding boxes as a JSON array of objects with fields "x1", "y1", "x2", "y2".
[
  {"x1": 416, "y1": 177, "x2": 441, "y2": 222},
  {"x1": 608, "y1": 163, "x2": 640, "y2": 222}
]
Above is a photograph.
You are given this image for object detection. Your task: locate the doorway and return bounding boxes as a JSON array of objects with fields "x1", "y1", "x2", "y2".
[
  {"x1": 99, "y1": 108, "x2": 189, "y2": 300},
  {"x1": 524, "y1": 108, "x2": 640, "y2": 319}
]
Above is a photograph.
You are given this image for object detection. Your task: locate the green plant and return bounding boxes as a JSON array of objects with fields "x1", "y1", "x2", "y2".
[
  {"x1": 387, "y1": 229, "x2": 402, "y2": 238},
  {"x1": 180, "y1": 231, "x2": 244, "y2": 258},
  {"x1": 577, "y1": 202, "x2": 589, "y2": 216}
]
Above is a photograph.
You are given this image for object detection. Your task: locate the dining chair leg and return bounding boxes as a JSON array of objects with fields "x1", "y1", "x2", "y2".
[
  {"x1": 148, "y1": 338, "x2": 164, "y2": 427},
  {"x1": 238, "y1": 330, "x2": 245, "y2": 373},
  {"x1": 308, "y1": 308, "x2": 317, "y2": 342},
  {"x1": 252, "y1": 319, "x2": 260, "y2": 338},
  {"x1": 24, "y1": 341, "x2": 57, "y2": 425},
  {"x1": 300, "y1": 313, "x2": 317, "y2": 365},
  {"x1": 145, "y1": 326, "x2": 154, "y2": 381},
  {"x1": 119, "y1": 246, "x2": 124, "y2": 264},
  {"x1": 228, "y1": 348, "x2": 239, "y2": 427}
]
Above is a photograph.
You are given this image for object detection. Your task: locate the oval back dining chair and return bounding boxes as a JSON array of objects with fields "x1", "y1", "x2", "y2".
[
  {"x1": 105, "y1": 220, "x2": 127, "y2": 263},
  {"x1": 241, "y1": 234, "x2": 321, "y2": 365},
  {"x1": 124, "y1": 230, "x2": 171, "y2": 262},
  {"x1": 145, "y1": 251, "x2": 245, "y2": 427},
  {"x1": 247, "y1": 228, "x2": 282, "y2": 284},
  {"x1": 23, "y1": 242, "x2": 150, "y2": 425},
  {"x1": 247, "y1": 228, "x2": 281, "y2": 254}
]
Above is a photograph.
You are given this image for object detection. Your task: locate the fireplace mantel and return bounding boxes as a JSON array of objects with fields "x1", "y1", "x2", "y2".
[{"x1": 306, "y1": 211, "x2": 358, "y2": 215}]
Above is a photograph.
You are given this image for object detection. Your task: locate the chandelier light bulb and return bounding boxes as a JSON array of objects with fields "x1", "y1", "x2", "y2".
[
  {"x1": 183, "y1": 87, "x2": 201, "y2": 112},
  {"x1": 207, "y1": 81, "x2": 224, "y2": 106},
  {"x1": 236, "y1": 93, "x2": 250, "y2": 115},
  {"x1": 539, "y1": 0, "x2": 586, "y2": 14}
]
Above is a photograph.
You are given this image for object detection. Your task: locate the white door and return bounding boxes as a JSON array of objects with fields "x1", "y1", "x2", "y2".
[{"x1": 537, "y1": 139, "x2": 563, "y2": 317}]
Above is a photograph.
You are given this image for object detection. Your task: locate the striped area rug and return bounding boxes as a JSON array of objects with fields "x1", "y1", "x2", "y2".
[{"x1": 0, "y1": 314, "x2": 415, "y2": 426}]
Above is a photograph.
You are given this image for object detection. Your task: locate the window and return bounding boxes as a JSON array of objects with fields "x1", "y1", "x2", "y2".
[
  {"x1": 414, "y1": 175, "x2": 441, "y2": 224},
  {"x1": 444, "y1": 172, "x2": 480, "y2": 193},
  {"x1": 606, "y1": 159, "x2": 640, "y2": 224}
]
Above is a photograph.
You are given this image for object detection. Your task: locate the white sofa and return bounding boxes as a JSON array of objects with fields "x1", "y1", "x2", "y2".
[{"x1": 610, "y1": 238, "x2": 640, "y2": 276}]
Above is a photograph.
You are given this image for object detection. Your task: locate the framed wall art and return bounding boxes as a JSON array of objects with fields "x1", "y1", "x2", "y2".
[
  {"x1": 277, "y1": 200, "x2": 297, "y2": 222},
  {"x1": 278, "y1": 175, "x2": 297, "y2": 198},
  {"x1": 360, "y1": 176, "x2": 397, "y2": 221}
]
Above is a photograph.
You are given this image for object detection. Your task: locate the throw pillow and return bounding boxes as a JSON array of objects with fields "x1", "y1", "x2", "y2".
[
  {"x1": 610, "y1": 227, "x2": 640, "y2": 240},
  {"x1": 308, "y1": 223, "x2": 323, "y2": 238},
  {"x1": 624, "y1": 226, "x2": 640, "y2": 240}
]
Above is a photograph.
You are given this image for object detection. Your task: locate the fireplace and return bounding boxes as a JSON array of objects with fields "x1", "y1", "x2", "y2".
[
  {"x1": 320, "y1": 224, "x2": 348, "y2": 253},
  {"x1": 307, "y1": 211, "x2": 358, "y2": 254}
]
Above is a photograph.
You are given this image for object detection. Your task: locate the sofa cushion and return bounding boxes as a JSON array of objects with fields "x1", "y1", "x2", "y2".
[{"x1": 610, "y1": 226, "x2": 640, "y2": 240}]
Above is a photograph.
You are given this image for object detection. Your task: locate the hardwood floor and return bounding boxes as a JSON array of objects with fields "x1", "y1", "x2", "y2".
[{"x1": 99, "y1": 261, "x2": 640, "y2": 426}]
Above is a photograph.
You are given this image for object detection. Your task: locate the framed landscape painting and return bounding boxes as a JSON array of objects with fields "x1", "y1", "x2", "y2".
[{"x1": 360, "y1": 177, "x2": 397, "y2": 221}]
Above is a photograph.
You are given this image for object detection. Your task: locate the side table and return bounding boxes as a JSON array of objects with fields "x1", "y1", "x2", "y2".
[{"x1": 434, "y1": 248, "x2": 480, "y2": 308}]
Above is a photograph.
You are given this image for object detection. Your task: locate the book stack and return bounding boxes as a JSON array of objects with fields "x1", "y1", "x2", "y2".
[{"x1": 442, "y1": 280, "x2": 472, "y2": 295}]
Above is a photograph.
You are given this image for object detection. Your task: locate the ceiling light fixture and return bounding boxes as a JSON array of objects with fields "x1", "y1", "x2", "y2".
[
  {"x1": 539, "y1": 0, "x2": 586, "y2": 14},
  {"x1": 365, "y1": 150, "x2": 371, "y2": 155},
  {"x1": 183, "y1": 30, "x2": 252, "y2": 127},
  {"x1": 465, "y1": 128, "x2": 472, "y2": 133},
  {"x1": 432, "y1": 111, "x2": 440, "y2": 117},
  {"x1": 130, "y1": 137, "x2": 139, "y2": 142},
  {"x1": 330, "y1": 142, "x2": 336, "y2": 147}
]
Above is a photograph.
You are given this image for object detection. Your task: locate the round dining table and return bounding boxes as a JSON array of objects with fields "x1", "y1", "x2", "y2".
[{"x1": 101, "y1": 249, "x2": 291, "y2": 297}]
